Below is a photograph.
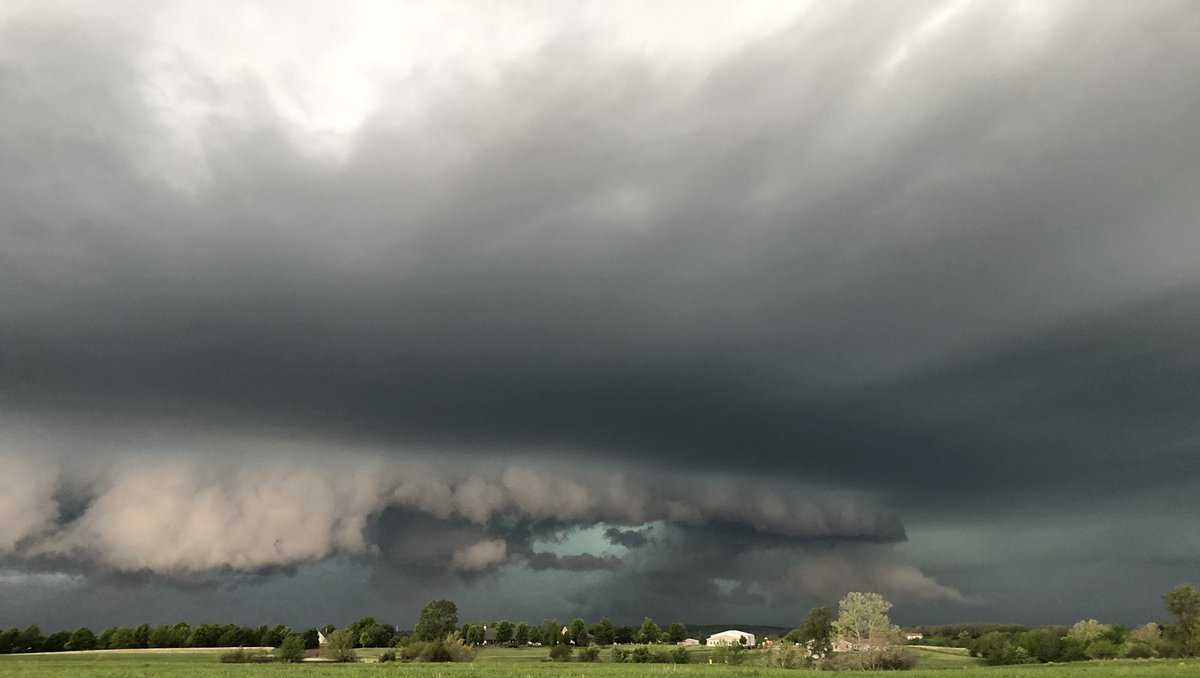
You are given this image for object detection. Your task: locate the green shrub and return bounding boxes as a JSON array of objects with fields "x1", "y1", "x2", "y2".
[
  {"x1": 218, "y1": 647, "x2": 274, "y2": 663},
  {"x1": 1086, "y1": 638, "x2": 1121, "y2": 659},
  {"x1": 401, "y1": 633, "x2": 476, "y2": 662},
  {"x1": 274, "y1": 634, "x2": 306, "y2": 663},
  {"x1": 320, "y1": 629, "x2": 358, "y2": 662},
  {"x1": 577, "y1": 646, "x2": 600, "y2": 662},
  {"x1": 1125, "y1": 642, "x2": 1154, "y2": 658},
  {"x1": 630, "y1": 646, "x2": 652, "y2": 663},
  {"x1": 378, "y1": 649, "x2": 396, "y2": 663},
  {"x1": 548, "y1": 643, "x2": 573, "y2": 661},
  {"x1": 652, "y1": 649, "x2": 672, "y2": 663},
  {"x1": 712, "y1": 644, "x2": 746, "y2": 665},
  {"x1": 821, "y1": 647, "x2": 916, "y2": 671},
  {"x1": 670, "y1": 646, "x2": 690, "y2": 663},
  {"x1": 610, "y1": 647, "x2": 628, "y2": 663}
]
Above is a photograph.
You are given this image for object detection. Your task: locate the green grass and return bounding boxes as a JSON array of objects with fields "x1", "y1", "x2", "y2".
[{"x1": 2, "y1": 649, "x2": 1199, "y2": 677}]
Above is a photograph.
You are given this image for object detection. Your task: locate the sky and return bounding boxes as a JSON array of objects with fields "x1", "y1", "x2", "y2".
[{"x1": 1, "y1": 0, "x2": 1199, "y2": 632}]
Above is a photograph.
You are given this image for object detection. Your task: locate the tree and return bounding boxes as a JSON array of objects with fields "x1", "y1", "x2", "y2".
[
  {"x1": 18, "y1": 625, "x2": 44, "y2": 653},
  {"x1": 1016, "y1": 628, "x2": 1062, "y2": 663},
  {"x1": 796, "y1": 606, "x2": 835, "y2": 657},
  {"x1": 637, "y1": 617, "x2": 661, "y2": 644},
  {"x1": 260, "y1": 624, "x2": 289, "y2": 648},
  {"x1": 43, "y1": 631, "x2": 71, "y2": 652},
  {"x1": 514, "y1": 623, "x2": 529, "y2": 646},
  {"x1": 569, "y1": 618, "x2": 588, "y2": 646},
  {"x1": 465, "y1": 624, "x2": 484, "y2": 646},
  {"x1": 527, "y1": 625, "x2": 544, "y2": 645},
  {"x1": 276, "y1": 634, "x2": 306, "y2": 662},
  {"x1": 540, "y1": 619, "x2": 561, "y2": 646},
  {"x1": 0, "y1": 628, "x2": 19, "y2": 654},
  {"x1": 834, "y1": 592, "x2": 898, "y2": 648},
  {"x1": 67, "y1": 628, "x2": 97, "y2": 651},
  {"x1": 301, "y1": 628, "x2": 320, "y2": 650},
  {"x1": 590, "y1": 617, "x2": 615, "y2": 646},
  {"x1": 360, "y1": 623, "x2": 394, "y2": 648},
  {"x1": 321, "y1": 629, "x2": 357, "y2": 662},
  {"x1": 347, "y1": 617, "x2": 377, "y2": 646},
  {"x1": 614, "y1": 626, "x2": 635, "y2": 644},
  {"x1": 496, "y1": 620, "x2": 514, "y2": 645},
  {"x1": 1066, "y1": 619, "x2": 1110, "y2": 645},
  {"x1": 1165, "y1": 584, "x2": 1200, "y2": 655},
  {"x1": 415, "y1": 600, "x2": 459, "y2": 642},
  {"x1": 666, "y1": 623, "x2": 688, "y2": 644}
]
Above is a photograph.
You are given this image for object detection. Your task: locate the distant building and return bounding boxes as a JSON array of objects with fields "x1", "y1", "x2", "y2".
[
  {"x1": 905, "y1": 632, "x2": 924, "y2": 641},
  {"x1": 677, "y1": 638, "x2": 700, "y2": 646},
  {"x1": 482, "y1": 625, "x2": 497, "y2": 645},
  {"x1": 706, "y1": 630, "x2": 756, "y2": 647},
  {"x1": 317, "y1": 630, "x2": 329, "y2": 647}
]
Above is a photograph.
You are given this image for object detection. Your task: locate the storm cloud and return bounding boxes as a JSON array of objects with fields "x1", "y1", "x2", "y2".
[{"x1": 1, "y1": 0, "x2": 1199, "y2": 629}]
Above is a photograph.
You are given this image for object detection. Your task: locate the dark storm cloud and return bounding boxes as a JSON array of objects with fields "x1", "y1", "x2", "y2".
[
  {"x1": 604, "y1": 527, "x2": 652, "y2": 549},
  {"x1": 1, "y1": 0, "x2": 1199, "y2": 627}
]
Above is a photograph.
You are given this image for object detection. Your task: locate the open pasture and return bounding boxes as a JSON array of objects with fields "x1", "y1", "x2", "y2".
[{"x1": 1, "y1": 648, "x2": 1198, "y2": 678}]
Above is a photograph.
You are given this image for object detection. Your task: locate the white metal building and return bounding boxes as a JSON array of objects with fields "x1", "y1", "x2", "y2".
[{"x1": 706, "y1": 630, "x2": 756, "y2": 647}]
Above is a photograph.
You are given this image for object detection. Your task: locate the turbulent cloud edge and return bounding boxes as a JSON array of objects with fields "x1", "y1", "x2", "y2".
[{"x1": 0, "y1": 450, "x2": 902, "y2": 576}]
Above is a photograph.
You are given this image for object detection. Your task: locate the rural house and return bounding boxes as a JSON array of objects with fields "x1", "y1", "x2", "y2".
[{"x1": 705, "y1": 630, "x2": 756, "y2": 647}]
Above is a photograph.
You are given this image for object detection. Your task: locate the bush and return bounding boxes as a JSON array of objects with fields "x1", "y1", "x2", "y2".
[
  {"x1": 378, "y1": 649, "x2": 396, "y2": 663},
  {"x1": 401, "y1": 633, "x2": 476, "y2": 662},
  {"x1": 610, "y1": 647, "x2": 628, "y2": 663},
  {"x1": 1086, "y1": 639, "x2": 1121, "y2": 660},
  {"x1": 821, "y1": 647, "x2": 916, "y2": 671},
  {"x1": 1125, "y1": 642, "x2": 1154, "y2": 658},
  {"x1": 670, "y1": 646, "x2": 690, "y2": 664},
  {"x1": 765, "y1": 642, "x2": 808, "y2": 669},
  {"x1": 577, "y1": 646, "x2": 600, "y2": 662},
  {"x1": 275, "y1": 634, "x2": 306, "y2": 663},
  {"x1": 548, "y1": 643, "x2": 573, "y2": 661},
  {"x1": 218, "y1": 648, "x2": 274, "y2": 663},
  {"x1": 712, "y1": 644, "x2": 747, "y2": 665},
  {"x1": 630, "y1": 646, "x2": 652, "y2": 663},
  {"x1": 321, "y1": 629, "x2": 358, "y2": 662},
  {"x1": 652, "y1": 649, "x2": 673, "y2": 663}
]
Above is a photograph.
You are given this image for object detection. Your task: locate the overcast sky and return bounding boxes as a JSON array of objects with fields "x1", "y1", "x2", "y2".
[{"x1": 2, "y1": 0, "x2": 1199, "y2": 632}]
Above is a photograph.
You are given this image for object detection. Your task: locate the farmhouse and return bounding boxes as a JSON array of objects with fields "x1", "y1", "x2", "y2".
[{"x1": 705, "y1": 630, "x2": 756, "y2": 647}]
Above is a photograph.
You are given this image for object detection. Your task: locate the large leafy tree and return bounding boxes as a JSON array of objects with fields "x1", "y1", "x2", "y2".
[
  {"x1": 793, "y1": 607, "x2": 835, "y2": 656},
  {"x1": 833, "y1": 592, "x2": 898, "y2": 647},
  {"x1": 1165, "y1": 584, "x2": 1200, "y2": 656},
  {"x1": 67, "y1": 628, "x2": 97, "y2": 651},
  {"x1": 637, "y1": 617, "x2": 662, "y2": 644},
  {"x1": 414, "y1": 600, "x2": 459, "y2": 642},
  {"x1": 514, "y1": 623, "x2": 530, "y2": 646},
  {"x1": 666, "y1": 623, "x2": 688, "y2": 644},
  {"x1": 540, "y1": 619, "x2": 561, "y2": 646},
  {"x1": 496, "y1": 620, "x2": 515, "y2": 645},
  {"x1": 590, "y1": 617, "x2": 616, "y2": 646},
  {"x1": 569, "y1": 618, "x2": 588, "y2": 646}
]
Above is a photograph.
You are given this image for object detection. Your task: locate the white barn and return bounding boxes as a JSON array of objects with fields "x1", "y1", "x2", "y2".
[{"x1": 706, "y1": 630, "x2": 756, "y2": 647}]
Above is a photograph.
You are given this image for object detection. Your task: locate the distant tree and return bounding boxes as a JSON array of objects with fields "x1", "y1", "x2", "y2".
[
  {"x1": 187, "y1": 624, "x2": 222, "y2": 648},
  {"x1": 540, "y1": 619, "x2": 561, "y2": 646},
  {"x1": 834, "y1": 592, "x2": 899, "y2": 647},
  {"x1": 321, "y1": 629, "x2": 357, "y2": 662},
  {"x1": 1016, "y1": 628, "x2": 1062, "y2": 663},
  {"x1": 109, "y1": 627, "x2": 137, "y2": 650},
  {"x1": 527, "y1": 624, "x2": 544, "y2": 645},
  {"x1": 590, "y1": 617, "x2": 615, "y2": 646},
  {"x1": 301, "y1": 628, "x2": 320, "y2": 650},
  {"x1": 96, "y1": 627, "x2": 117, "y2": 650},
  {"x1": 0, "y1": 628, "x2": 19, "y2": 654},
  {"x1": 637, "y1": 617, "x2": 661, "y2": 644},
  {"x1": 276, "y1": 634, "x2": 306, "y2": 662},
  {"x1": 495, "y1": 620, "x2": 514, "y2": 645},
  {"x1": 667, "y1": 623, "x2": 688, "y2": 644},
  {"x1": 260, "y1": 624, "x2": 289, "y2": 648},
  {"x1": 465, "y1": 624, "x2": 484, "y2": 646},
  {"x1": 569, "y1": 618, "x2": 588, "y2": 646},
  {"x1": 1066, "y1": 619, "x2": 1110, "y2": 645},
  {"x1": 42, "y1": 631, "x2": 71, "y2": 652},
  {"x1": 514, "y1": 623, "x2": 529, "y2": 646},
  {"x1": 67, "y1": 628, "x2": 97, "y2": 652},
  {"x1": 1166, "y1": 584, "x2": 1200, "y2": 656},
  {"x1": 132, "y1": 623, "x2": 150, "y2": 648},
  {"x1": 360, "y1": 624, "x2": 394, "y2": 648},
  {"x1": 795, "y1": 606, "x2": 835, "y2": 657},
  {"x1": 347, "y1": 617, "x2": 377, "y2": 646},
  {"x1": 18, "y1": 625, "x2": 44, "y2": 653},
  {"x1": 149, "y1": 625, "x2": 176, "y2": 648},
  {"x1": 614, "y1": 626, "x2": 635, "y2": 644},
  {"x1": 415, "y1": 600, "x2": 459, "y2": 642}
]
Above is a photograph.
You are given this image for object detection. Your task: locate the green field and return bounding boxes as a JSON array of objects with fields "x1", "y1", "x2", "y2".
[{"x1": 1, "y1": 647, "x2": 1198, "y2": 677}]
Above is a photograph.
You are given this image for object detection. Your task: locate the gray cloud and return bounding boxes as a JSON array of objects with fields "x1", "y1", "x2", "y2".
[
  {"x1": 1, "y1": 0, "x2": 1198, "y2": 627},
  {"x1": 604, "y1": 527, "x2": 652, "y2": 549}
]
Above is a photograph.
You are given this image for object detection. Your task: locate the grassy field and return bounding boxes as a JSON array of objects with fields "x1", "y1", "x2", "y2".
[{"x1": 1, "y1": 647, "x2": 1198, "y2": 677}]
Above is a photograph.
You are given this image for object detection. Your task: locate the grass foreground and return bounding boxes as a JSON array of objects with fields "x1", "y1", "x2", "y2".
[{"x1": 1, "y1": 646, "x2": 1198, "y2": 677}]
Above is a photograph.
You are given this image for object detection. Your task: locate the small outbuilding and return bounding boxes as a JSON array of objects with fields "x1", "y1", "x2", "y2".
[
  {"x1": 677, "y1": 638, "x2": 700, "y2": 646},
  {"x1": 706, "y1": 630, "x2": 756, "y2": 647}
]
